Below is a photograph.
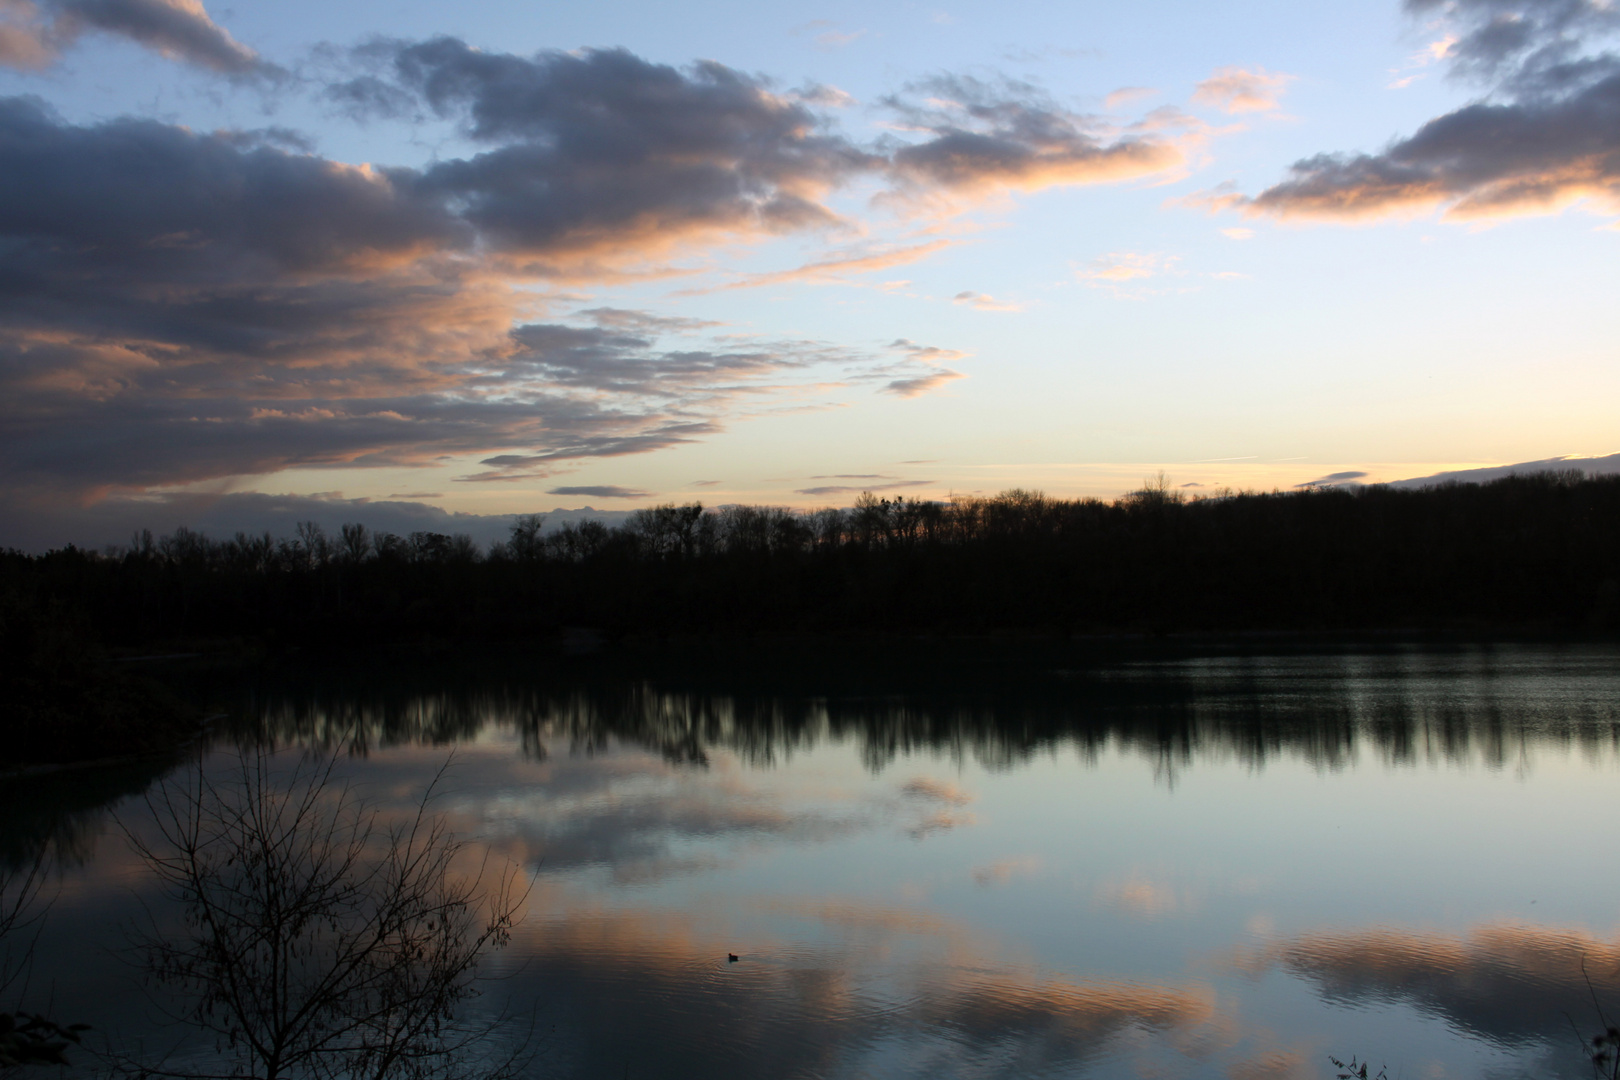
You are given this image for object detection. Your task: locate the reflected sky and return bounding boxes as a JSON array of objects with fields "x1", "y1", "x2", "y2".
[{"x1": 9, "y1": 643, "x2": 1620, "y2": 1079}]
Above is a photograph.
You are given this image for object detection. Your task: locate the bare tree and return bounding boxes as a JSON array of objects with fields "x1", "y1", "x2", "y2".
[
  {"x1": 127, "y1": 750, "x2": 524, "y2": 1080},
  {"x1": 339, "y1": 525, "x2": 372, "y2": 565},
  {"x1": 504, "y1": 516, "x2": 546, "y2": 562}
]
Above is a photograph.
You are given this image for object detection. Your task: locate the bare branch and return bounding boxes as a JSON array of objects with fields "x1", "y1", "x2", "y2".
[{"x1": 127, "y1": 747, "x2": 524, "y2": 1080}]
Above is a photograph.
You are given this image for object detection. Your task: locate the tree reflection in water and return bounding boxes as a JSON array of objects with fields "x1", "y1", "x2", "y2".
[
  {"x1": 206, "y1": 642, "x2": 1620, "y2": 778},
  {"x1": 123, "y1": 749, "x2": 526, "y2": 1080}
]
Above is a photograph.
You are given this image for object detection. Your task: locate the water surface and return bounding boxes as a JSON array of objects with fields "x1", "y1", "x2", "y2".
[{"x1": 8, "y1": 641, "x2": 1620, "y2": 1080}]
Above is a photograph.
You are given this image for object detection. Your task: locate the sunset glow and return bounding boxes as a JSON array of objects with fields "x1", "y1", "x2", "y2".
[{"x1": 1, "y1": 0, "x2": 1617, "y2": 547}]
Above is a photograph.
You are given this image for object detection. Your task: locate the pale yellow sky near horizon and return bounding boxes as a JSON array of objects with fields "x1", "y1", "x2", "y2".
[{"x1": 209, "y1": 458, "x2": 1614, "y2": 515}]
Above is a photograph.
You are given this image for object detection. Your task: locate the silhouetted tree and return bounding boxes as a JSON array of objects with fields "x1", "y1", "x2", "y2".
[
  {"x1": 505, "y1": 516, "x2": 546, "y2": 562},
  {"x1": 340, "y1": 524, "x2": 373, "y2": 565},
  {"x1": 126, "y1": 750, "x2": 524, "y2": 1080},
  {"x1": 7, "y1": 471, "x2": 1620, "y2": 648}
]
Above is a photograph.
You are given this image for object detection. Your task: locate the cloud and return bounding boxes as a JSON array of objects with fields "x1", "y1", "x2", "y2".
[
  {"x1": 1077, "y1": 251, "x2": 1181, "y2": 294},
  {"x1": 459, "y1": 421, "x2": 723, "y2": 483},
  {"x1": 879, "y1": 370, "x2": 967, "y2": 396},
  {"x1": 338, "y1": 48, "x2": 1199, "y2": 265},
  {"x1": 857, "y1": 337, "x2": 968, "y2": 397},
  {"x1": 812, "y1": 27, "x2": 865, "y2": 49},
  {"x1": 886, "y1": 338, "x2": 968, "y2": 365},
  {"x1": 339, "y1": 47, "x2": 1199, "y2": 241},
  {"x1": 695, "y1": 239, "x2": 955, "y2": 293},
  {"x1": 1405, "y1": 0, "x2": 1620, "y2": 88},
  {"x1": 334, "y1": 39, "x2": 878, "y2": 271},
  {"x1": 500, "y1": 320, "x2": 855, "y2": 398},
  {"x1": 1295, "y1": 470, "x2": 1369, "y2": 487},
  {"x1": 573, "y1": 307, "x2": 723, "y2": 334},
  {"x1": 795, "y1": 479, "x2": 932, "y2": 496},
  {"x1": 1104, "y1": 86, "x2": 1157, "y2": 110},
  {"x1": 817, "y1": 30, "x2": 864, "y2": 48},
  {"x1": 0, "y1": 0, "x2": 266, "y2": 74},
  {"x1": 951, "y1": 290, "x2": 1023, "y2": 311},
  {"x1": 0, "y1": 95, "x2": 932, "y2": 500},
  {"x1": 1242, "y1": 77, "x2": 1620, "y2": 222},
  {"x1": 883, "y1": 74, "x2": 1194, "y2": 199},
  {"x1": 790, "y1": 20, "x2": 866, "y2": 50},
  {"x1": 1387, "y1": 451, "x2": 1620, "y2": 487},
  {"x1": 1189, "y1": 0, "x2": 1620, "y2": 224},
  {"x1": 1192, "y1": 66, "x2": 1295, "y2": 114},
  {"x1": 1079, "y1": 251, "x2": 1164, "y2": 282},
  {"x1": 1221, "y1": 226, "x2": 1254, "y2": 239},
  {"x1": 1, "y1": 38, "x2": 1188, "y2": 516},
  {"x1": 546, "y1": 485, "x2": 651, "y2": 499},
  {"x1": 0, "y1": 7, "x2": 56, "y2": 68}
]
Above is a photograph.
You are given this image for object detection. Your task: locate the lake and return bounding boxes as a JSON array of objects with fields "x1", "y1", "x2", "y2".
[{"x1": 7, "y1": 640, "x2": 1620, "y2": 1080}]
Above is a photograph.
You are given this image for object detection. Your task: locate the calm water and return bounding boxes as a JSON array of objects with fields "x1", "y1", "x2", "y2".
[{"x1": 8, "y1": 641, "x2": 1620, "y2": 1080}]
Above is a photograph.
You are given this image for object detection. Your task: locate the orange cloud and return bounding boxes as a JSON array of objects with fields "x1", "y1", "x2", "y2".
[
  {"x1": 883, "y1": 75, "x2": 1196, "y2": 205},
  {"x1": 1079, "y1": 251, "x2": 1166, "y2": 282},
  {"x1": 880, "y1": 369, "x2": 967, "y2": 398},
  {"x1": 0, "y1": 0, "x2": 266, "y2": 73},
  {"x1": 1, "y1": 43, "x2": 1217, "y2": 509},
  {"x1": 1105, "y1": 86, "x2": 1158, "y2": 110},
  {"x1": 951, "y1": 290, "x2": 1024, "y2": 311},
  {"x1": 692, "y1": 240, "x2": 955, "y2": 293},
  {"x1": 1077, "y1": 251, "x2": 1182, "y2": 295},
  {"x1": 894, "y1": 135, "x2": 1183, "y2": 197},
  {"x1": 1192, "y1": 66, "x2": 1295, "y2": 114},
  {"x1": 1189, "y1": 6, "x2": 1620, "y2": 229}
]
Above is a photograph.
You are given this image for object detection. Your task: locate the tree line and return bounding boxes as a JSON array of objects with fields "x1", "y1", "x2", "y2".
[{"x1": 5, "y1": 473, "x2": 1620, "y2": 652}]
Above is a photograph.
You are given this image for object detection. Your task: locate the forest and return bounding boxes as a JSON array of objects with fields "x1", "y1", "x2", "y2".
[
  {"x1": 7, "y1": 471, "x2": 1619, "y2": 644},
  {"x1": 3, "y1": 470, "x2": 1619, "y2": 763}
]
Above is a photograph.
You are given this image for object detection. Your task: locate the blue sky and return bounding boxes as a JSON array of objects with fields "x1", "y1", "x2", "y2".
[{"x1": 1, "y1": 0, "x2": 1616, "y2": 545}]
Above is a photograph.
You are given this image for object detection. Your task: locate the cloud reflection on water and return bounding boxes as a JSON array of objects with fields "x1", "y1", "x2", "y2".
[
  {"x1": 501, "y1": 891, "x2": 1221, "y2": 1080},
  {"x1": 1234, "y1": 922, "x2": 1620, "y2": 1048}
]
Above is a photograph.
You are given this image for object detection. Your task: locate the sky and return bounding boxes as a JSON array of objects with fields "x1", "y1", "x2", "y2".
[{"x1": 1, "y1": 0, "x2": 1617, "y2": 547}]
